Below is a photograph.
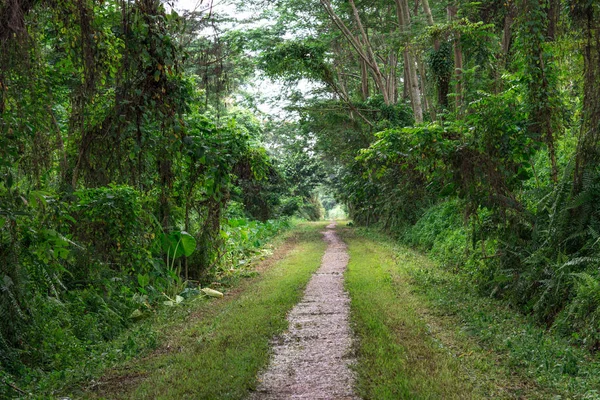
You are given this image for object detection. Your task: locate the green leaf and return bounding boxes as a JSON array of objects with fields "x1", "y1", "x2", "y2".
[
  {"x1": 138, "y1": 273, "x2": 150, "y2": 288},
  {"x1": 161, "y1": 231, "x2": 197, "y2": 258},
  {"x1": 178, "y1": 231, "x2": 196, "y2": 257}
]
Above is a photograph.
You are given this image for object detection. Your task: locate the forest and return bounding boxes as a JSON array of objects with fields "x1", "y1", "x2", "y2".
[{"x1": 1, "y1": 0, "x2": 600, "y2": 398}]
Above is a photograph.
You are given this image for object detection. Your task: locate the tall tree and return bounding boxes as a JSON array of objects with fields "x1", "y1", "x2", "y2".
[
  {"x1": 573, "y1": 1, "x2": 600, "y2": 192},
  {"x1": 519, "y1": 0, "x2": 560, "y2": 182},
  {"x1": 394, "y1": 0, "x2": 423, "y2": 122}
]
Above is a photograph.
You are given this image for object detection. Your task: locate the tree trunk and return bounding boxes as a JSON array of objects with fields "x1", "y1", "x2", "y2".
[
  {"x1": 387, "y1": 52, "x2": 398, "y2": 104},
  {"x1": 421, "y1": 0, "x2": 439, "y2": 50},
  {"x1": 402, "y1": 67, "x2": 409, "y2": 100},
  {"x1": 417, "y1": 54, "x2": 435, "y2": 121},
  {"x1": 348, "y1": 0, "x2": 390, "y2": 104},
  {"x1": 421, "y1": 0, "x2": 434, "y2": 25},
  {"x1": 320, "y1": 0, "x2": 389, "y2": 104},
  {"x1": 395, "y1": 0, "x2": 423, "y2": 122},
  {"x1": 574, "y1": 5, "x2": 600, "y2": 193},
  {"x1": 547, "y1": 0, "x2": 559, "y2": 41},
  {"x1": 448, "y1": 5, "x2": 463, "y2": 112},
  {"x1": 501, "y1": 6, "x2": 514, "y2": 56},
  {"x1": 360, "y1": 57, "x2": 370, "y2": 100}
]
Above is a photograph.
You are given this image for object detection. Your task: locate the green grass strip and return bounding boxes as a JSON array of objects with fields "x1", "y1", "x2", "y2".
[
  {"x1": 343, "y1": 227, "x2": 477, "y2": 399},
  {"x1": 88, "y1": 222, "x2": 327, "y2": 400}
]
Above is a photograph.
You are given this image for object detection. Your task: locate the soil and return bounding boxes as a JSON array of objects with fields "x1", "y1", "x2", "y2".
[{"x1": 251, "y1": 222, "x2": 358, "y2": 399}]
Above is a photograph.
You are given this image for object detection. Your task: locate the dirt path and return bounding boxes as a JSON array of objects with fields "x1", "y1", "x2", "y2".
[{"x1": 251, "y1": 222, "x2": 357, "y2": 399}]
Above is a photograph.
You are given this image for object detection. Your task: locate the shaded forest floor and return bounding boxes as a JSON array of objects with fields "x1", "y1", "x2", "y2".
[{"x1": 77, "y1": 222, "x2": 600, "y2": 399}]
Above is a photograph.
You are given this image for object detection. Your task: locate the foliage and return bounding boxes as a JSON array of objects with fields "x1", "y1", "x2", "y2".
[
  {"x1": 251, "y1": 0, "x2": 600, "y2": 354},
  {"x1": 260, "y1": 38, "x2": 330, "y2": 82},
  {"x1": 4, "y1": 0, "x2": 600, "y2": 395},
  {"x1": 87, "y1": 223, "x2": 327, "y2": 400},
  {"x1": 345, "y1": 226, "x2": 600, "y2": 398}
]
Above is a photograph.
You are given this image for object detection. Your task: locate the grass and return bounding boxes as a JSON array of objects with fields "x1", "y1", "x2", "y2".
[
  {"x1": 342, "y1": 226, "x2": 600, "y2": 399},
  {"x1": 342, "y1": 227, "x2": 480, "y2": 399},
  {"x1": 82, "y1": 221, "x2": 328, "y2": 400}
]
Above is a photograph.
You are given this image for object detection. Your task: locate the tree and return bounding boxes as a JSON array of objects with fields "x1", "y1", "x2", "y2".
[{"x1": 573, "y1": 1, "x2": 600, "y2": 193}]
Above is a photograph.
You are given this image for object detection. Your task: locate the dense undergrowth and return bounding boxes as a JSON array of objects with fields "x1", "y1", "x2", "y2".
[
  {"x1": 392, "y1": 141, "x2": 600, "y2": 350},
  {"x1": 0, "y1": 192, "x2": 293, "y2": 398},
  {"x1": 252, "y1": 0, "x2": 600, "y2": 354}
]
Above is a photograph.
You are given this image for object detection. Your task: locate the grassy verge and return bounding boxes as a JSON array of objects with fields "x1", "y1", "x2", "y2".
[
  {"x1": 80, "y1": 221, "x2": 327, "y2": 400},
  {"x1": 343, "y1": 228, "x2": 479, "y2": 399},
  {"x1": 342, "y1": 226, "x2": 600, "y2": 399}
]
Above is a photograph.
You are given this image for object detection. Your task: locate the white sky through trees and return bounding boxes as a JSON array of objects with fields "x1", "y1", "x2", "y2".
[{"x1": 168, "y1": 0, "x2": 318, "y2": 119}]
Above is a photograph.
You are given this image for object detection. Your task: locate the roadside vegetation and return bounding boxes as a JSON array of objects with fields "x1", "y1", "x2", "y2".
[
  {"x1": 0, "y1": 3, "x2": 330, "y2": 398},
  {"x1": 83, "y1": 222, "x2": 327, "y2": 400},
  {"x1": 251, "y1": 0, "x2": 600, "y2": 375},
  {"x1": 343, "y1": 226, "x2": 600, "y2": 399}
]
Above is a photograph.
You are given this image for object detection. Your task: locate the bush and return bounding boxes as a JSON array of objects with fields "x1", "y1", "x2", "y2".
[
  {"x1": 72, "y1": 184, "x2": 155, "y2": 275},
  {"x1": 404, "y1": 199, "x2": 469, "y2": 268}
]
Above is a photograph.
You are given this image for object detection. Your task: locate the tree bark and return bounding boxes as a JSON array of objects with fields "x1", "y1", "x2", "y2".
[
  {"x1": 501, "y1": 6, "x2": 514, "y2": 56},
  {"x1": 574, "y1": 5, "x2": 600, "y2": 192},
  {"x1": 394, "y1": 0, "x2": 423, "y2": 122},
  {"x1": 421, "y1": 0, "x2": 434, "y2": 25},
  {"x1": 421, "y1": 0, "x2": 439, "y2": 50},
  {"x1": 417, "y1": 54, "x2": 435, "y2": 121},
  {"x1": 386, "y1": 51, "x2": 398, "y2": 104},
  {"x1": 448, "y1": 5, "x2": 463, "y2": 112},
  {"x1": 360, "y1": 57, "x2": 370, "y2": 100},
  {"x1": 547, "y1": 0, "x2": 559, "y2": 41}
]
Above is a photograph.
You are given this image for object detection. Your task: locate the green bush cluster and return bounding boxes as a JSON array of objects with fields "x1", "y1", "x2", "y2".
[
  {"x1": 404, "y1": 200, "x2": 468, "y2": 269},
  {"x1": 0, "y1": 185, "x2": 155, "y2": 392}
]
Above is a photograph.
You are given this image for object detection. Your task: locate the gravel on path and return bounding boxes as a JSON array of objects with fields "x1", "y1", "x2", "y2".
[{"x1": 251, "y1": 222, "x2": 357, "y2": 400}]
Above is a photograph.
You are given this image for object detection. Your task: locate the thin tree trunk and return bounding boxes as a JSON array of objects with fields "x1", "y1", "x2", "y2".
[
  {"x1": 417, "y1": 54, "x2": 435, "y2": 121},
  {"x1": 547, "y1": 0, "x2": 559, "y2": 41},
  {"x1": 448, "y1": 5, "x2": 463, "y2": 112},
  {"x1": 395, "y1": 0, "x2": 423, "y2": 122},
  {"x1": 501, "y1": 7, "x2": 514, "y2": 56},
  {"x1": 497, "y1": 5, "x2": 515, "y2": 93},
  {"x1": 348, "y1": 0, "x2": 390, "y2": 104},
  {"x1": 421, "y1": 0, "x2": 439, "y2": 113},
  {"x1": 320, "y1": 0, "x2": 389, "y2": 103},
  {"x1": 422, "y1": 0, "x2": 439, "y2": 50},
  {"x1": 360, "y1": 57, "x2": 370, "y2": 100},
  {"x1": 387, "y1": 52, "x2": 398, "y2": 104},
  {"x1": 402, "y1": 67, "x2": 409, "y2": 100}
]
